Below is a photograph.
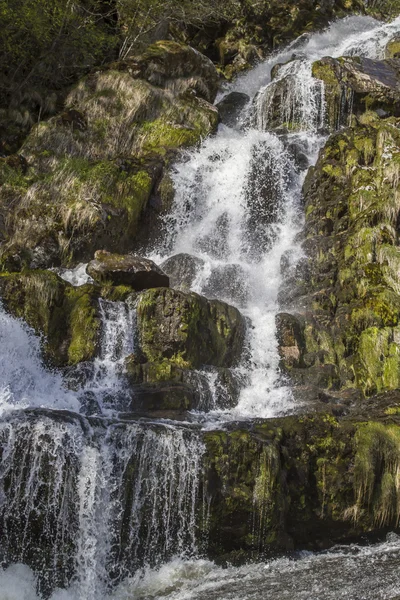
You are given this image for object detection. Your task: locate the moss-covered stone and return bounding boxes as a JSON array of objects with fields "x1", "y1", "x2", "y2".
[
  {"x1": 0, "y1": 270, "x2": 100, "y2": 366},
  {"x1": 0, "y1": 45, "x2": 218, "y2": 270},
  {"x1": 312, "y1": 56, "x2": 400, "y2": 130},
  {"x1": 282, "y1": 116, "x2": 400, "y2": 399},
  {"x1": 137, "y1": 287, "x2": 246, "y2": 369},
  {"x1": 202, "y1": 412, "x2": 400, "y2": 559}
]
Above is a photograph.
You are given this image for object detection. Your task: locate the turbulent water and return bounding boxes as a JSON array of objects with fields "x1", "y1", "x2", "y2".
[{"x1": 1, "y1": 13, "x2": 400, "y2": 600}]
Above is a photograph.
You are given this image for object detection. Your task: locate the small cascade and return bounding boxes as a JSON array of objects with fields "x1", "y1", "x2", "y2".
[
  {"x1": 253, "y1": 59, "x2": 326, "y2": 133},
  {"x1": 0, "y1": 413, "x2": 204, "y2": 599},
  {"x1": 0, "y1": 305, "x2": 79, "y2": 416},
  {"x1": 69, "y1": 299, "x2": 136, "y2": 415}
]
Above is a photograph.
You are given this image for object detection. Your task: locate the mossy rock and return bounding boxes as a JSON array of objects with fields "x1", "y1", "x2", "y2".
[
  {"x1": 137, "y1": 287, "x2": 246, "y2": 369},
  {"x1": 283, "y1": 116, "x2": 400, "y2": 399},
  {"x1": 312, "y1": 56, "x2": 400, "y2": 130},
  {"x1": 0, "y1": 48, "x2": 219, "y2": 270},
  {"x1": 0, "y1": 270, "x2": 100, "y2": 366},
  {"x1": 202, "y1": 412, "x2": 400, "y2": 559}
]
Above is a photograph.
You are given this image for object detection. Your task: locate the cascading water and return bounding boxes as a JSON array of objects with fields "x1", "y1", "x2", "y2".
[
  {"x1": 1, "y1": 13, "x2": 400, "y2": 600},
  {"x1": 0, "y1": 413, "x2": 204, "y2": 599},
  {"x1": 150, "y1": 14, "x2": 400, "y2": 420}
]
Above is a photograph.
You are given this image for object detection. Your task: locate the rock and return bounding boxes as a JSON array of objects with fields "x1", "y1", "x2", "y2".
[
  {"x1": 127, "y1": 382, "x2": 194, "y2": 413},
  {"x1": 216, "y1": 92, "x2": 250, "y2": 128},
  {"x1": 124, "y1": 40, "x2": 219, "y2": 103},
  {"x1": 161, "y1": 253, "x2": 205, "y2": 290},
  {"x1": 203, "y1": 412, "x2": 400, "y2": 559},
  {"x1": 283, "y1": 116, "x2": 400, "y2": 399},
  {"x1": 0, "y1": 44, "x2": 219, "y2": 270},
  {"x1": 385, "y1": 34, "x2": 400, "y2": 59},
  {"x1": 0, "y1": 270, "x2": 100, "y2": 366},
  {"x1": 253, "y1": 58, "x2": 324, "y2": 132},
  {"x1": 276, "y1": 312, "x2": 305, "y2": 369},
  {"x1": 312, "y1": 56, "x2": 400, "y2": 129},
  {"x1": 202, "y1": 263, "x2": 249, "y2": 307},
  {"x1": 87, "y1": 250, "x2": 169, "y2": 290},
  {"x1": 137, "y1": 287, "x2": 246, "y2": 369}
]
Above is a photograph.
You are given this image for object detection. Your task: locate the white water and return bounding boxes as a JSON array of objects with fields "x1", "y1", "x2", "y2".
[
  {"x1": 0, "y1": 416, "x2": 204, "y2": 600},
  {"x1": 2, "y1": 533, "x2": 400, "y2": 600},
  {"x1": 150, "y1": 14, "x2": 400, "y2": 420},
  {"x1": 1, "y1": 13, "x2": 400, "y2": 600}
]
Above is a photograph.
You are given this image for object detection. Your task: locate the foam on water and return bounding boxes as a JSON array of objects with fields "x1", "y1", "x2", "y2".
[
  {"x1": 1, "y1": 534, "x2": 400, "y2": 600},
  {"x1": 0, "y1": 305, "x2": 79, "y2": 415}
]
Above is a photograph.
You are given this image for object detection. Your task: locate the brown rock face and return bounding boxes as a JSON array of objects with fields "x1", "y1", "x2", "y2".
[{"x1": 86, "y1": 250, "x2": 169, "y2": 290}]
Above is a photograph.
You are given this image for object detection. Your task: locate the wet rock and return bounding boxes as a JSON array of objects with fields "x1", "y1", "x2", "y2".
[
  {"x1": 312, "y1": 56, "x2": 400, "y2": 129},
  {"x1": 253, "y1": 58, "x2": 324, "y2": 132},
  {"x1": 87, "y1": 250, "x2": 169, "y2": 290},
  {"x1": 202, "y1": 263, "x2": 249, "y2": 307},
  {"x1": 137, "y1": 287, "x2": 246, "y2": 369},
  {"x1": 283, "y1": 115, "x2": 400, "y2": 400},
  {"x1": 0, "y1": 270, "x2": 100, "y2": 366},
  {"x1": 216, "y1": 92, "x2": 250, "y2": 128},
  {"x1": 161, "y1": 253, "x2": 205, "y2": 291},
  {"x1": 276, "y1": 312, "x2": 305, "y2": 369},
  {"x1": 243, "y1": 140, "x2": 286, "y2": 258},
  {"x1": 128, "y1": 382, "x2": 194, "y2": 413},
  {"x1": 204, "y1": 411, "x2": 400, "y2": 559}
]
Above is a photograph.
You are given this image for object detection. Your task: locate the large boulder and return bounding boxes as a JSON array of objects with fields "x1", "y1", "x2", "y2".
[
  {"x1": 122, "y1": 40, "x2": 219, "y2": 103},
  {"x1": 87, "y1": 250, "x2": 169, "y2": 289},
  {"x1": 0, "y1": 42, "x2": 219, "y2": 271},
  {"x1": 216, "y1": 92, "x2": 250, "y2": 128},
  {"x1": 312, "y1": 56, "x2": 400, "y2": 129},
  {"x1": 203, "y1": 411, "x2": 400, "y2": 559},
  {"x1": 136, "y1": 287, "x2": 246, "y2": 369}
]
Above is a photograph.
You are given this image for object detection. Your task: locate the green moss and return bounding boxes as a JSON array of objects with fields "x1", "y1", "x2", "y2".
[
  {"x1": 138, "y1": 119, "x2": 200, "y2": 157},
  {"x1": 354, "y1": 422, "x2": 400, "y2": 526},
  {"x1": 64, "y1": 286, "x2": 100, "y2": 365},
  {"x1": 0, "y1": 271, "x2": 100, "y2": 366},
  {"x1": 137, "y1": 288, "x2": 244, "y2": 370}
]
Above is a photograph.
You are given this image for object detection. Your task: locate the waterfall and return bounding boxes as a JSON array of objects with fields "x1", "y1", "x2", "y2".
[
  {"x1": 150, "y1": 14, "x2": 400, "y2": 420},
  {"x1": 1, "y1": 13, "x2": 400, "y2": 600},
  {"x1": 78, "y1": 299, "x2": 136, "y2": 414},
  {"x1": 0, "y1": 413, "x2": 204, "y2": 599}
]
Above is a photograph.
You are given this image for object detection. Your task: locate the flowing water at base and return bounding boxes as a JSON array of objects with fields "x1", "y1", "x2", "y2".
[{"x1": 1, "y1": 535, "x2": 400, "y2": 600}]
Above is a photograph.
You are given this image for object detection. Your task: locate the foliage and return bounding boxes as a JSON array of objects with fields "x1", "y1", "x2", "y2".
[{"x1": 0, "y1": 0, "x2": 117, "y2": 115}]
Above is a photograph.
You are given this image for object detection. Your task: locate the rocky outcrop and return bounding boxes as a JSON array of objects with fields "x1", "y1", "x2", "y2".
[
  {"x1": 0, "y1": 41, "x2": 219, "y2": 271},
  {"x1": 204, "y1": 410, "x2": 400, "y2": 558},
  {"x1": 280, "y1": 114, "x2": 400, "y2": 398},
  {"x1": 137, "y1": 287, "x2": 246, "y2": 369},
  {"x1": 87, "y1": 250, "x2": 169, "y2": 289},
  {"x1": 312, "y1": 56, "x2": 400, "y2": 129},
  {"x1": 0, "y1": 270, "x2": 100, "y2": 366}
]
